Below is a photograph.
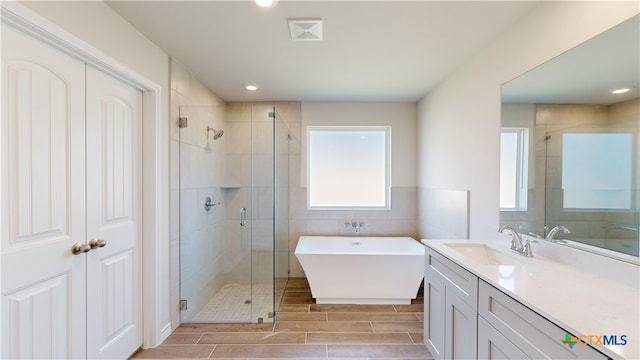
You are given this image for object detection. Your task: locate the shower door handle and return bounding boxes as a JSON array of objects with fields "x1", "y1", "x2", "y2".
[{"x1": 240, "y1": 207, "x2": 247, "y2": 226}]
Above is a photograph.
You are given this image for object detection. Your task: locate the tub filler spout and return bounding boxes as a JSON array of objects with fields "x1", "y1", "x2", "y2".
[{"x1": 344, "y1": 221, "x2": 365, "y2": 233}]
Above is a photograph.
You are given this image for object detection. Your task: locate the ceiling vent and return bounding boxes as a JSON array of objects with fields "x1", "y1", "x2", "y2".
[{"x1": 288, "y1": 19, "x2": 322, "y2": 41}]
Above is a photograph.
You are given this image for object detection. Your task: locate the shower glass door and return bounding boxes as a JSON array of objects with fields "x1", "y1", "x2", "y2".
[
  {"x1": 179, "y1": 105, "x2": 253, "y2": 323},
  {"x1": 179, "y1": 104, "x2": 288, "y2": 323},
  {"x1": 274, "y1": 107, "x2": 290, "y2": 312},
  {"x1": 249, "y1": 104, "x2": 290, "y2": 321},
  {"x1": 241, "y1": 103, "x2": 289, "y2": 322}
]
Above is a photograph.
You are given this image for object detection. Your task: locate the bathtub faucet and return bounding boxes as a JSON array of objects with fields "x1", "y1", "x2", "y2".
[{"x1": 344, "y1": 221, "x2": 366, "y2": 233}]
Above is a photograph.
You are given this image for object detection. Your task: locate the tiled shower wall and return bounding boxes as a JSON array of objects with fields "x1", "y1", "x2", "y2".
[
  {"x1": 223, "y1": 102, "x2": 297, "y2": 287},
  {"x1": 170, "y1": 59, "x2": 228, "y2": 326}
]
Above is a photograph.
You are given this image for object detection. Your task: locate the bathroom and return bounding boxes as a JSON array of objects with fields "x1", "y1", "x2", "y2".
[{"x1": 1, "y1": 1, "x2": 638, "y2": 359}]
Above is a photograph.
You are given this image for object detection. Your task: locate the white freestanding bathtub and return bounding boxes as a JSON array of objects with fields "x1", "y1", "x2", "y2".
[{"x1": 294, "y1": 236, "x2": 425, "y2": 304}]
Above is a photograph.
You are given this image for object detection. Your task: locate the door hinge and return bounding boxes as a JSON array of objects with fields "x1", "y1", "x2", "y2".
[
  {"x1": 180, "y1": 299, "x2": 188, "y2": 310},
  {"x1": 268, "y1": 111, "x2": 276, "y2": 119},
  {"x1": 178, "y1": 117, "x2": 188, "y2": 128},
  {"x1": 545, "y1": 135, "x2": 551, "y2": 142}
]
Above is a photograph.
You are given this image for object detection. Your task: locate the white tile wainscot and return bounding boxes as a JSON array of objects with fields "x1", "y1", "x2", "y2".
[{"x1": 422, "y1": 238, "x2": 639, "y2": 360}]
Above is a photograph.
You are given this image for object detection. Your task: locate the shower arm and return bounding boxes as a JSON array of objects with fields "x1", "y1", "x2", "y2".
[{"x1": 206, "y1": 126, "x2": 224, "y2": 140}]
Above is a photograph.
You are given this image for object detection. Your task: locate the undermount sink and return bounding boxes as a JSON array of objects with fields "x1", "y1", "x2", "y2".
[{"x1": 444, "y1": 243, "x2": 524, "y2": 266}]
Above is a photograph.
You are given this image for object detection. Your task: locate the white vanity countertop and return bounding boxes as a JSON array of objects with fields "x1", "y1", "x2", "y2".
[{"x1": 421, "y1": 239, "x2": 640, "y2": 360}]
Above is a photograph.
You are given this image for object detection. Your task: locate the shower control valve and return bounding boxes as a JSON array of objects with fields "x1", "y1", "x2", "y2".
[{"x1": 204, "y1": 197, "x2": 221, "y2": 211}]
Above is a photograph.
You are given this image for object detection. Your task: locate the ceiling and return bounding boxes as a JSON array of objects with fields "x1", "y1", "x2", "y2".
[
  {"x1": 107, "y1": 1, "x2": 539, "y2": 102},
  {"x1": 502, "y1": 14, "x2": 640, "y2": 105}
]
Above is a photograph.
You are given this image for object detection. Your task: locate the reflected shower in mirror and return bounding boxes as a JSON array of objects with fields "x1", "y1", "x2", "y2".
[{"x1": 500, "y1": 14, "x2": 639, "y2": 262}]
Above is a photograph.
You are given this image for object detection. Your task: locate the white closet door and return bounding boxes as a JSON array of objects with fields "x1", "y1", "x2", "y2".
[
  {"x1": 1, "y1": 24, "x2": 87, "y2": 359},
  {"x1": 85, "y1": 66, "x2": 143, "y2": 359}
]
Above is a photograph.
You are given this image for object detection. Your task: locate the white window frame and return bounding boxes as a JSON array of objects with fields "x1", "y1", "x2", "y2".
[{"x1": 307, "y1": 126, "x2": 391, "y2": 210}]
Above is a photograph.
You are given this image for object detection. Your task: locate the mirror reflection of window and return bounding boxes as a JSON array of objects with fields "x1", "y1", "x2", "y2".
[
  {"x1": 500, "y1": 128, "x2": 528, "y2": 211},
  {"x1": 308, "y1": 126, "x2": 390, "y2": 209},
  {"x1": 562, "y1": 133, "x2": 633, "y2": 210},
  {"x1": 499, "y1": 14, "x2": 640, "y2": 260}
]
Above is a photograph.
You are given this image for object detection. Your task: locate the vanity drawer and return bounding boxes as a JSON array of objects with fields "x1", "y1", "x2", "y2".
[
  {"x1": 478, "y1": 280, "x2": 608, "y2": 359},
  {"x1": 425, "y1": 247, "x2": 477, "y2": 311}
]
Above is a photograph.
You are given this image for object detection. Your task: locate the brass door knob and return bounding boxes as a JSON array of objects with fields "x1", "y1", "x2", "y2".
[
  {"x1": 71, "y1": 242, "x2": 91, "y2": 255},
  {"x1": 89, "y1": 238, "x2": 107, "y2": 249}
]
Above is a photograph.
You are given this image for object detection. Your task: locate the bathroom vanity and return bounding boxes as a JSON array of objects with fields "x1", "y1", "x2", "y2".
[{"x1": 422, "y1": 239, "x2": 639, "y2": 360}]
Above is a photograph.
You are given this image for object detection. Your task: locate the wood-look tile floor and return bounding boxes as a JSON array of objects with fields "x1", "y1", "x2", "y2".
[{"x1": 131, "y1": 278, "x2": 432, "y2": 359}]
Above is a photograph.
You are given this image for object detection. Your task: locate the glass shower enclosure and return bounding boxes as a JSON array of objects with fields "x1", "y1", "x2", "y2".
[{"x1": 178, "y1": 103, "x2": 289, "y2": 323}]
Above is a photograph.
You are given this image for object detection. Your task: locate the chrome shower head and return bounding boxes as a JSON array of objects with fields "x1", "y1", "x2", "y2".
[{"x1": 207, "y1": 126, "x2": 224, "y2": 140}]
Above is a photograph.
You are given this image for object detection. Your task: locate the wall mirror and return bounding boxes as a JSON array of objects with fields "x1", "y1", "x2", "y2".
[{"x1": 500, "y1": 14, "x2": 639, "y2": 263}]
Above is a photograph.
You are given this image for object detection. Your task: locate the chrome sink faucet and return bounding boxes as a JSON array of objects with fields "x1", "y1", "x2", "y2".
[
  {"x1": 499, "y1": 226, "x2": 524, "y2": 252},
  {"x1": 545, "y1": 225, "x2": 571, "y2": 242},
  {"x1": 498, "y1": 226, "x2": 537, "y2": 257}
]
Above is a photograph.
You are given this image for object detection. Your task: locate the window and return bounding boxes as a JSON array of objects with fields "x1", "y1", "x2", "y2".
[
  {"x1": 562, "y1": 133, "x2": 632, "y2": 210},
  {"x1": 308, "y1": 126, "x2": 390, "y2": 209},
  {"x1": 500, "y1": 128, "x2": 528, "y2": 211}
]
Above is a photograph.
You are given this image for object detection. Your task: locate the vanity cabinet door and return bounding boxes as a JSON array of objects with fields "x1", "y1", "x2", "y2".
[
  {"x1": 445, "y1": 288, "x2": 477, "y2": 360},
  {"x1": 424, "y1": 247, "x2": 479, "y2": 360},
  {"x1": 425, "y1": 247, "x2": 477, "y2": 310},
  {"x1": 478, "y1": 280, "x2": 608, "y2": 360},
  {"x1": 424, "y1": 277, "x2": 446, "y2": 360},
  {"x1": 478, "y1": 317, "x2": 527, "y2": 359}
]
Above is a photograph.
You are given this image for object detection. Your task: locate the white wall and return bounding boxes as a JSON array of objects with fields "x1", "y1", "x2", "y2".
[
  {"x1": 19, "y1": 0, "x2": 172, "y2": 346},
  {"x1": 417, "y1": 2, "x2": 639, "y2": 240},
  {"x1": 20, "y1": 1, "x2": 169, "y2": 91}
]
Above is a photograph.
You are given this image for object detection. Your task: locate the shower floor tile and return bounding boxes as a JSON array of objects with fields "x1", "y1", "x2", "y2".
[
  {"x1": 131, "y1": 278, "x2": 430, "y2": 359},
  {"x1": 191, "y1": 283, "x2": 274, "y2": 323}
]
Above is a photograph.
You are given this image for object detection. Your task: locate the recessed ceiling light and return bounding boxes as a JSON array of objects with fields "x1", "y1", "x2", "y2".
[
  {"x1": 244, "y1": 84, "x2": 259, "y2": 91},
  {"x1": 611, "y1": 88, "x2": 631, "y2": 94},
  {"x1": 254, "y1": 0, "x2": 278, "y2": 8}
]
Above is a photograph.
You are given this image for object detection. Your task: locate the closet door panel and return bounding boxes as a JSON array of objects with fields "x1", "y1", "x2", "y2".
[
  {"x1": 85, "y1": 66, "x2": 143, "y2": 359},
  {"x1": 1, "y1": 24, "x2": 86, "y2": 359}
]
